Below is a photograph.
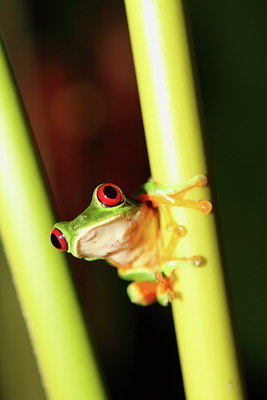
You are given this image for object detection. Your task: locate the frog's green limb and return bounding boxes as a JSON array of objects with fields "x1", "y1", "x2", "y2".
[
  {"x1": 136, "y1": 174, "x2": 207, "y2": 197},
  {"x1": 118, "y1": 255, "x2": 202, "y2": 283},
  {"x1": 118, "y1": 267, "x2": 157, "y2": 282},
  {"x1": 135, "y1": 174, "x2": 212, "y2": 215},
  {"x1": 160, "y1": 256, "x2": 202, "y2": 277},
  {"x1": 121, "y1": 256, "x2": 202, "y2": 306}
]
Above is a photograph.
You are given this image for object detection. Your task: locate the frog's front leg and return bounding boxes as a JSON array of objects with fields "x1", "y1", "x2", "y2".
[
  {"x1": 138, "y1": 175, "x2": 212, "y2": 268},
  {"x1": 138, "y1": 174, "x2": 212, "y2": 214}
]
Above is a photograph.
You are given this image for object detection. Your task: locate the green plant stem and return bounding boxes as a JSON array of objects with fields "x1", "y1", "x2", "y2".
[
  {"x1": 124, "y1": 1, "x2": 245, "y2": 399},
  {"x1": 0, "y1": 38, "x2": 106, "y2": 400}
]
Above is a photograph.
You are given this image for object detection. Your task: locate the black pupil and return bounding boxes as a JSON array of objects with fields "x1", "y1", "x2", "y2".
[
  {"x1": 104, "y1": 185, "x2": 118, "y2": 199},
  {"x1": 51, "y1": 233, "x2": 62, "y2": 249}
]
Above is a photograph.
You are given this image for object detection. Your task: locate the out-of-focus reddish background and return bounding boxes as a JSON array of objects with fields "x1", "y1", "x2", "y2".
[{"x1": 1, "y1": 0, "x2": 267, "y2": 399}]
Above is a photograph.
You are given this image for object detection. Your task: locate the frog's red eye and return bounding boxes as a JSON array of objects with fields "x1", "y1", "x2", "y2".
[
  {"x1": 97, "y1": 183, "x2": 124, "y2": 207},
  {"x1": 50, "y1": 228, "x2": 68, "y2": 251}
]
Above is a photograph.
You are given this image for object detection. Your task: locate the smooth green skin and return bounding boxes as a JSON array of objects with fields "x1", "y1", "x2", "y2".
[
  {"x1": 134, "y1": 174, "x2": 203, "y2": 197},
  {"x1": 53, "y1": 176, "x2": 204, "y2": 304}
]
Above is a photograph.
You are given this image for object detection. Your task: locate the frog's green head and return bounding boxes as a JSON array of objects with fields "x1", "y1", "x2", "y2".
[{"x1": 50, "y1": 183, "x2": 141, "y2": 259}]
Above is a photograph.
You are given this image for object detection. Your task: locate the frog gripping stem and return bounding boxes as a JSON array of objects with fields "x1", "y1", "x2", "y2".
[
  {"x1": 138, "y1": 174, "x2": 212, "y2": 215},
  {"x1": 125, "y1": 175, "x2": 212, "y2": 306},
  {"x1": 51, "y1": 174, "x2": 211, "y2": 307}
]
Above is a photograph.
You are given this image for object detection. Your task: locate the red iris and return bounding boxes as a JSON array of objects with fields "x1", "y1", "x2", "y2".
[
  {"x1": 97, "y1": 183, "x2": 124, "y2": 207},
  {"x1": 50, "y1": 228, "x2": 68, "y2": 251}
]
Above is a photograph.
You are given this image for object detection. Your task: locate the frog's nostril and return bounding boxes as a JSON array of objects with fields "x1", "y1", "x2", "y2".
[{"x1": 50, "y1": 228, "x2": 68, "y2": 251}]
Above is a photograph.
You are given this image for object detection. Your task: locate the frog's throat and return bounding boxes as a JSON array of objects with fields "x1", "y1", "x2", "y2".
[
  {"x1": 74, "y1": 205, "x2": 159, "y2": 267},
  {"x1": 73, "y1": 210, "x2": 143, "y2": 260}
]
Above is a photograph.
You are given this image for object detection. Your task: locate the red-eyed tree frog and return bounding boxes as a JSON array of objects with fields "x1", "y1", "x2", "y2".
[{"x1": 50, "y1": 175, "x2": 212, "y2": 306}]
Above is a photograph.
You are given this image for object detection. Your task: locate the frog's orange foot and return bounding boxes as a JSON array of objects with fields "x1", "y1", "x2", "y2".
[{"x1": 155, "y1": 272, "x2": 173, "y2": 306}]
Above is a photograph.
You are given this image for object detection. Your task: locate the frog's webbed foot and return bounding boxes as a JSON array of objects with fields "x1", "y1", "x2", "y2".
[
  {"x1": 141, "y1": 175, "x2": 212, "y2": 215},
  {"x1": 154, "y1": 256, "x2": 204, "y2": 305},
  {"x1": 155, "y1": 272, "x2": 174, "y2": 306},
  {"x1": 158, "y1": 204, "x2": 204, "y2": 265},
  {"x1": 159, "y1": 203, "x2": 186, "y2": 259},
  {"x1": 140, "y1": 175, "x2": 212, "y2": 264}
]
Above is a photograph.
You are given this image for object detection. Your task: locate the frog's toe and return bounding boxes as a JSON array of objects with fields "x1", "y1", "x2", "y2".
[
  {"x1": 156, "y1": 275, "x2": 173, "y2": 306},
  {"x1": 156, "y1": 290, "x2": 172, "y2": 306}
]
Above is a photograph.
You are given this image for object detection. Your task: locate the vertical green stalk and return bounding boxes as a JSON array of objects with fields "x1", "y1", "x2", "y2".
[
  {"x1": 0, "y1": 38, "x2": 106, "y2": 400},
  {"x1": 124, "y1": 1, "x2": 245, "y2": 399}
]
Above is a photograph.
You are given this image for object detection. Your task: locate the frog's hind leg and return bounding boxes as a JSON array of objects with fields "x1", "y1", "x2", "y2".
[
  {"x1": 127, "y1": 278, "x2": 173, "y2": 306},
  {"x1": 127, "y1": 281, "x2": 158, "y2": 306}
]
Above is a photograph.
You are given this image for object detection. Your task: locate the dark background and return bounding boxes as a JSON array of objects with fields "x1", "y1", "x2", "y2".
[{"x1": 0, "y1": 0, "x2": 267, "y2": 398}]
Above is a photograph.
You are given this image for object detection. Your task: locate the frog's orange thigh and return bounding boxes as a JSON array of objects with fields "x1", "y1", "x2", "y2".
[{"x1": 127, "y1": 281, "x2": 158, "y2": 306}]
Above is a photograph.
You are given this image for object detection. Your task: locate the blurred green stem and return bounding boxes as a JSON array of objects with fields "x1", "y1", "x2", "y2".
[{"x1": 0, "y1": 38, "x2": 106, "y2": 400}]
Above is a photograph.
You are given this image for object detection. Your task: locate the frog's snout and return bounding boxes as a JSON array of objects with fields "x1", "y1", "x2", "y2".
[{"x1": 50, "y1": 228, "x2": 68, "y2": 251}]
